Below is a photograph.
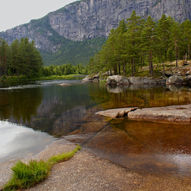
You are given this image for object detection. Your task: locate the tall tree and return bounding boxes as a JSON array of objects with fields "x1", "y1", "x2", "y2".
[
  {"x1": 156, "y1": 15, "x2": 172, "y2": 72},
  {"x1": 141, "y1": 16, "x2": 158, "y2": 75},
  {"x1": 168, "y1": 21, "x2": 182, "y2": 67},
  {"x1": 126, "y1": 11, "x2": 144, "y2": 76},
  {"x1": 181, "y1": 20, "x2": 191, "y2": 60}
]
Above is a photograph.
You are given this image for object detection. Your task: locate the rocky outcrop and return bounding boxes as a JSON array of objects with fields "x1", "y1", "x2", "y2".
[
  {"x1": 166, "y1": 75, "x2": 184, "y2": 85},
  {"x1": 0, "y1": 0, "x2": 191, "y2": 65},
  {"x1": 128, "y1": 104, "x2": 191, "y2": 124},
  {"x1": 96, "y1": 104, "x2": 191, "y2": 124},
  {"x1": 96, "y1": 108, "x2": 137, "y2": 118},
  {"x1": 106, "y1": 76, "x2": 165, "y2": 86},
  {"x1": 128, "y1": 77, "x2": 166, "y2": 85},
  {"x1": 166, "y1": 75, "x2": 191, "y2": 86},
  {"x1": 82, "y1": 74, "x2": 99, "y2": 82},
  {"x1": 107, "y1": 75, "x2": 130, "y2": 86}
]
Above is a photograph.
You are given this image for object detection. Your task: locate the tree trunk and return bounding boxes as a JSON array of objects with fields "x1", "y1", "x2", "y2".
[
  {"x1": 114, "y1": 65, "x2": 117, "y2": 75},
  {"x1": 188, "y1": 44, "x2": 190, "y2": 60},
  {"x1": 161, "y1": 61, "x2": 165, "y2": 76},
  {"x1": 149, "y1": 51, "x2": 153, "y2": 76},
  {"x1": 176, "y1": 47, "x2": 178, "y2": 68},
  {"x1": 131, "y1": 58, "x2": 135, "y2": 76},
  {"x1": 123, "y1": 63, "x2": 126, "y2": 75},
  {"x1": 118, "y1": 64, "x2": 121, "y2": 75}
]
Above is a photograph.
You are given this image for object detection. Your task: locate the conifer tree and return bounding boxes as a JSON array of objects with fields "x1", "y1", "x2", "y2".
[
  {"x1": 126, "y1": 11, "x2": 144, "y2": 76},
  {"x1": 181, "y1": 20, "x2": 191, "y2": 60},
  {"x1": 169, "y1": 21, "x2": 182, "y2": 67},
  {"x1": 141, "y1": 16, "x2": 158, "y2": 75}
]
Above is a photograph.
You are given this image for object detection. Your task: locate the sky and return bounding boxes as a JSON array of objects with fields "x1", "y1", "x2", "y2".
[{"x1": 0, "y1": 0, "x2": 77, "y2": 31}]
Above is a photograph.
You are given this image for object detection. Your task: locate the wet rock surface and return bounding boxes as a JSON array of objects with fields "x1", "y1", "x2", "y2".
[
  {"x1": 96, "y1": 108, "x2": 137, "y2": 118},
  {"x1": 96, "y1": 104, "x2": 191, "y2": 124}
]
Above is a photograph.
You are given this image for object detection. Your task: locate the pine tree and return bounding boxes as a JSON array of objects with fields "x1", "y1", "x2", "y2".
[
  {"x1": 126, "y1": 11, "x2": 144, "y2": 76},
  {"x1": 169, "y1": 21, "x2": 182, "y2": 67},
  {"x1": 156, "y1": 15, "x2": 172, "y2": 73},
  {"x1": 141, "y1": 16, "x2": 158, "y2": 75},
  {"x1": 181, "y1": 20, "x2": 191, "y2": 60}
]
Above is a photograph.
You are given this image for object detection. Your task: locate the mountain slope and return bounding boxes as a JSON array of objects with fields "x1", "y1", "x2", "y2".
[{"x1": 0, "y1": 0, "x2": 191, "y2": 65}]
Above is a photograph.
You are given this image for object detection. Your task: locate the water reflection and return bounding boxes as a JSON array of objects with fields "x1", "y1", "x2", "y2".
[
  {"x1": 90, "y1": 83, "x2": 191, "y2": 109},
  {"x1": 0, "y1": 88, "x2": 42, "y2": 123},
  {"x1": 0, "y1": 121, "x2": 54, "y2": 162}
]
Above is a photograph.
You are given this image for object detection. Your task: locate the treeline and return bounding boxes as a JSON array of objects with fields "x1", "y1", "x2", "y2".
[
  {"x1": 88, "y1": 11, "x2": 191, "y2": 76},
  {"x1": 42, "y1": 64, "x2": 87, "y2": 76},
  {"x1": 0, "y1": 38, "x2": 43, "y2": 77}
]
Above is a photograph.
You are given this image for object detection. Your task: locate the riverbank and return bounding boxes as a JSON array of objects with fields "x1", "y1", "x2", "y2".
[
  {"x1": 84, "y1": 60, "x2": 191, "y2": 88},
  {"x1": 0, "y1": 74, "x2": 85, "y2": 88},
  {"x1": 1, "y1": 139, "x2": 191, "y2": 191}
]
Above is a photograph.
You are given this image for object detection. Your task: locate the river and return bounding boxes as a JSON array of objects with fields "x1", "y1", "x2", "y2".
[{"x1": 0, "y1": 80, "x2": 191, "y2": 177}]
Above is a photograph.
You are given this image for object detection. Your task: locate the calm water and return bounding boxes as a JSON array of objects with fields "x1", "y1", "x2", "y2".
[{"x1": 0, "y1": 80, "x2": 191, "y2": 177}]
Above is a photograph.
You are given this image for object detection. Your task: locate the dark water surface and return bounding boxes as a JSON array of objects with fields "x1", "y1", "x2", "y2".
[{"x1": 0, "y1": 80, "x2": 191, "y2": 177}]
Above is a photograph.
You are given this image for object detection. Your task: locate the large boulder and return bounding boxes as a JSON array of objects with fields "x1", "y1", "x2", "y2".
[
  {"x1": 106, "y1": 75, "x2": 130, "y2": 86},
  {"x1": 166, "y1": 75, "x2": 184, "y2": 85}
]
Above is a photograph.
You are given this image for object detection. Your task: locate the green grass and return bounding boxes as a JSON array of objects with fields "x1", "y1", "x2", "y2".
[
  {"x1": 0, "y1": 76, "x2": 36, "y2": 88},
  {"x1": 0, "y1": 74, "x2": 86, "y2": 88},
  {"x1": 3, "y1": 145, "x2": 81, "y2": 191},
  {"x1": 37, "y1": 74, "x2": 85, "y2": 81}
]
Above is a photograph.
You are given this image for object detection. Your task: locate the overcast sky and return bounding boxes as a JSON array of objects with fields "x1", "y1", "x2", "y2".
[{"x1": 0, "y1": 0, "x2": 77, "y2": 31}]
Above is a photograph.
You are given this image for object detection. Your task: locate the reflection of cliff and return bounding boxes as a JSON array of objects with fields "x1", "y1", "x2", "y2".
[
  {"x1": 28, "y1": 85, "x2": 98, "y2": 136},
  {"x1": 0, "y1": 88, "x2": 43, "y2": 123}
]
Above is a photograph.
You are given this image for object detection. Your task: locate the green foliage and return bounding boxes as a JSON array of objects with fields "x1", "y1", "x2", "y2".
[
  {"x1": 37, "y1": 74, "x2": 85, "y2": 81},
  {"x1": 0, "y1": 38, "x2": 43, "y2": 78},
  {"x1": 42, "y1": 64, "x2": 87, "y2": 76},
  {"x1": 3, "y1": 161, "x2": 49, "y2": 191},
  {"x1": 3, "y1": 145, "x2": 81, "y2": 191},
  {"x1": 89, "y1": 11, "x2": 191, "y2": 76},
  {"x1": 41, "y1": 38, "x2": 106, "y2": 66}
]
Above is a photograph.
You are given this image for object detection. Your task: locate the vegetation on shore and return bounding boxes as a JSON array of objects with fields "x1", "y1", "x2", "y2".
[
  {"x1": 37, "y1": 74, "x2": 85, "y2": 81},
  {"x1": 3, "y1": 145, "x2": 81, "y2": 191},
  {"x1": 0, "y1": 37, "x2": 87, "y2": 87},
  {"x1": 0, "y1": 38, "x2": 43, "y2": 78},
  {"x1": 88, "y1": 11, "x2": 191, "y2": 77},
  {"x1": 0, "y1": 74, "x2": 85, "y2": 87}
]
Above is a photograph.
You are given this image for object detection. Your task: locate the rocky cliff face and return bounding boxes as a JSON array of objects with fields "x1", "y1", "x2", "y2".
[
  {"x1": 0, "y1": 0, "x2": 191, "y2": 64},
  {"x1": 49, "y1": 0, "x2": 191, "y2": 41}
]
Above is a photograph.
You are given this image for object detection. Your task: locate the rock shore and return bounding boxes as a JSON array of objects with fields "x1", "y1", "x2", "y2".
[
  {"x1": 83, "y1": 73, "x2": 191, "y2": 87},
  {"x1": 96, "y1": 104, "x2": 191, "y2": 124}
]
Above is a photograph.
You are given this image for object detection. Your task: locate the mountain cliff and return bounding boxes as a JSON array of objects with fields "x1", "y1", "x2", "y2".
[{"x1": 0, "y1": 0, "x2": 191, "y2": 65}]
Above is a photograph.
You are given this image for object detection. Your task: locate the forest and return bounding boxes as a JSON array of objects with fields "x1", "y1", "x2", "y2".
[
  {"x1": 0, "y1": 38, "x2": 87, "y2": 81},
  {"x1": 0, "y1": 38, "x2": 43, "y2": 77},
  {"x1": 42, "y1": 64, "x2": 87, "y2": 76},
  {"x1": 88, "y1": 11, "x2": 191, "y2": 76}
]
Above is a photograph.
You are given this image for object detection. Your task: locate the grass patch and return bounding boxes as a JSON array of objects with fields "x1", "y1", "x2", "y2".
[
  {"x1": 0, "y1": 76, "x2": 36, "y2": 88},
  {"x1": 3, "y1": 145, "x2": 81, "y2": 191},
  {"x1": 37, "y1": 74, "x2": 86, "y2": 81},
  {"x1": 0, "y1": 74, "x2": 85, "y2": 88}
]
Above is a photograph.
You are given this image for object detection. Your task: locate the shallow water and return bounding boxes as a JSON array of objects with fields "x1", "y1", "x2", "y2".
[{"x1": 0, "y1": 80, "x2": 191, "y2": 177}]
